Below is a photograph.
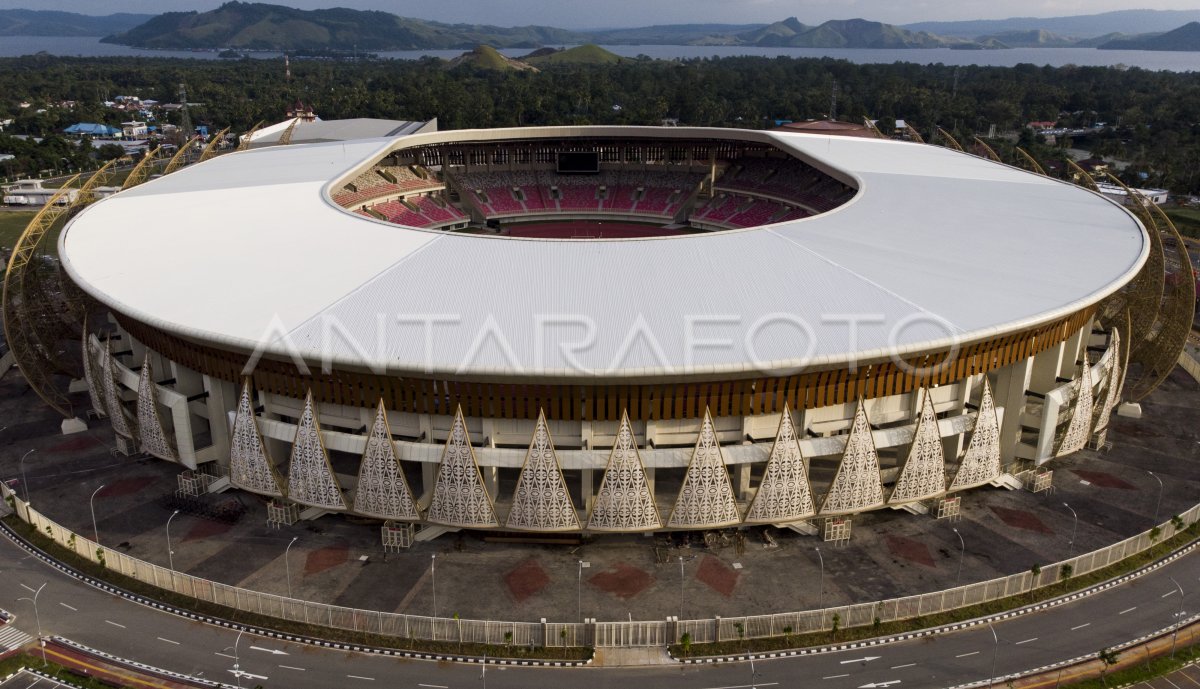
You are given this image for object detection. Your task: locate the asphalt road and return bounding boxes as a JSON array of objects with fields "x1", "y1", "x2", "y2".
[{"x1": 1, "y1": 529, "x2": 1197, "y2": 689}]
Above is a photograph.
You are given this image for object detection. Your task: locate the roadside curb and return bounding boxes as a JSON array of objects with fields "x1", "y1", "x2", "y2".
[
  {"x1": 672, "y1": 538, "x2": 1199, "y2": 664},
  {"x1": 0, "y1": 519, "x2": 593, "y2": 668}
]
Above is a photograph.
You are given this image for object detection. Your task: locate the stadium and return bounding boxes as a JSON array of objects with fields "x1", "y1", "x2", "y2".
[{"x1": 46, "y1": 123, "x2": 1162, "y2": 542}]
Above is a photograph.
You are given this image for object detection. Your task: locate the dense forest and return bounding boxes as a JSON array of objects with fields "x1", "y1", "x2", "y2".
[{"x1": 1, "y1": 54, "x2": 1199, "y2": 193}]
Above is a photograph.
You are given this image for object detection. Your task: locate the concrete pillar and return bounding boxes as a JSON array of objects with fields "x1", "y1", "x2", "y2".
[
  {"x1": 991, "y1": 359, "x2": 1033, "y2": 465},
  {"x1": 581, "y1": 469, "x2": 594, "y2": 511},
  {"x1": 202, "y1": 375, "x2": 238, "y2": 467},
  {"x1": 1058, "y1": 324, "x2": 1088, "y2": 379},
  {"x1": 733, "y1": 462, "x2": 751, "y2": 501},
  {"x1": 1030, "y1": 341, "x2": 1065, "y2": 393}
]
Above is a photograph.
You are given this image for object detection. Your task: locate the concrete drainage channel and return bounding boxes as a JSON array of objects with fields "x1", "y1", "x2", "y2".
[{"x1": 3, "y1": 516, "x2": 1198, "y2": 676}]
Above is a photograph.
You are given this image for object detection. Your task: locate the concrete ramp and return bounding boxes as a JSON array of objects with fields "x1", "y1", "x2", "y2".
[
  {"x1": 414, "y1": 525, "x2": 460, "y2": 542},
  {"x1": 990, "y1": 473, "x2": 1024, "y2": 491},
  {"x1": 777, "y1": 520, "x2": 819, "y2": 536}
]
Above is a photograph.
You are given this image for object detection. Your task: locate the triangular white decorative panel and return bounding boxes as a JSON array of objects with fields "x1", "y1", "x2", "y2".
[
  {"x1": 506, "y1": 410, "x2": 580, "y2": 531},
  {"x1": 818, "y1": 400, "x2": 885, "y2": 515},
  {"x1": 1092, "y1": 329, "x2": 1121, "y2": 436},
  {"x1": 889, "y1": 391, "x2": 946, "y2": 504},
  {"x1": 286, "y1": 390, "x2": 346, "y2": 510},
  {"x1": 426, "y1": 406, "x2": 498, "y2": 528},
  {"x1": 137, "y1": 359, "x2": 177, "y2": 461},
  {"x1": 353, "y1": 401, "x2": 420, "y2": 520},
  {"x1": 668, "y1": 408, "x2": 741, "y2": 528},
  {"x1": 229, "y1": 380, "x2": 285, "y2": 497},
  {"x1": 82, "y1": 331, "x2": 106, "y2": 418},
  {"x1": 1057, "y1": 357, "x2": 1094, "y2": 457},
  {"x1": 101, "y1": 339, "x2": 136, "y2": 440},
  {"x1": 949, "y1": 377, "x2": 1001, "y2": 491},
  {"x1": 745, "y1": 403, "x2": 816, "y2": 524},
  {"x1": 587, "y1": 410, "x2": 662, "y2": 532}
]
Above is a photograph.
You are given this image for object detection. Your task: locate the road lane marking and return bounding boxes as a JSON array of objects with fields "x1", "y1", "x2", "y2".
[
  {"x1": 347, "y1": 675, "x2": 375, "y2": 681},
  {"x1": 1164, "y1": 590, "x2": 1179, "y2": 598},
  {"x1": 823, "y1": 674, "x2": 850, "y2": 680},
  {"x1": 955, "y1": 651, "x2": 980, "y2": 658},
  {"x1": 840, "y1": 656, "x2": 881, "y2": 664},
  {"x1": 1119, "y1": 607, "x2": 1137, "y2": 615},
  {"x1": 19, "y1": 584, "x2": 36, "y2": 594},
  {"x1": 58, "y1": 602, "x2": 77, "y2": 611},
  {"x1": 1070, "y1": 623, "x2": 1091, "y2": 630},
  {"x1": 1015, "y1": 638, "x2": 1038, "y2": 645},
  {"x1": 215, "y1": 652, "x2": 235, "y2": 659},
  {"x1": 891, "y1": 663, "x2": 917, "y2": 669},
  {"x1": 104, "y1": 620, "x2": 126, "y2": 629},
  {"x1": 418, "y1": 685, "x2": 449, "y2": 689},
  {"x1": 249, "y1": 645, "x2": 289, "y2": 656},
  {"x1": 157, "y1": 637, "x2": 180, "y2": 645},
  {"x1": 699, "y1": 685, "x2": 779, "y2": 689},
  {"x1": 279, "y1": 665, "x2": 306, "y2": 671}
]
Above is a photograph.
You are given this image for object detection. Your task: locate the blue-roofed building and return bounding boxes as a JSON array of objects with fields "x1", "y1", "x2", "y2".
[{"x1": 63, "y1": 123, "x2": 121, "y2": 138}]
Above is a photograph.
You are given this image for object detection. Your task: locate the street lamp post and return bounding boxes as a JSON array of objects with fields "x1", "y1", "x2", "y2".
[
  {"x1": 166, "y1": 509, "x2": 181, "y2": 571},
  {"x1": 17, "y1": 582, "x2": 46, "y2": 666},
  {"x1": 815, "y1": 547, "x2": 825, "y2": 621},
  {"x1": 577, "y1": 560, "x2": 583, "y2": 621},
  {"x1": 1063, "y1": 502, "x2": 1078, "y2": 557},
  {"x1": 224, "y1": 628, "x2": 245, "y2": 689},
  {"x1": 1169, "y1": 577, "x2": 1185, "y2": 657},
  {"x1": 19, "y1": 448, "x2": 36, "y2": 503},
  {"x1": 90, "y1": 484, "x2": 106, "y2": 546},
  {"x1": 952, "y1": 527, "x2": 966, "y2": 589},
  {"x1": 431, "y1": 554, "x2": 437, "y2": 618},
  {"x1": 285, "y1": 536, "x2": 298, "y2": 599},
  {"x1": 678, "y1": 556, "x2": 685, "y2": 621},
  {"x1": 987, "y1": 619, "x2": 999, "y2": 687},
  {"x1": 1148, "y1": 470, "x2": 1164, "y2": 526}
]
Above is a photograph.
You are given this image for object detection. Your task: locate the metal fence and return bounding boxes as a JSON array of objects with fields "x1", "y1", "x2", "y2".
[{"x1": 3, "y1": 483, "x2": 1194, "y2": 649}]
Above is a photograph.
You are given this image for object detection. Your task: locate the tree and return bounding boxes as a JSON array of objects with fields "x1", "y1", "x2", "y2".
[{"x1": 1097, "y1": 647, "x2": 1119, "y2": 686}]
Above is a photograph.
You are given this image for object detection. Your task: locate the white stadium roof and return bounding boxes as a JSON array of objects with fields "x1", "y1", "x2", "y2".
[{"x1": 60, "y1": 126, "x2": 1147, "y2": 381}]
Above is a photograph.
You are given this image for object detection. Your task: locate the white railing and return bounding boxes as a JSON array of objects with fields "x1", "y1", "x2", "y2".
[{"x1": 2, "y1": 482, "x2": 1193, "y2": 649}]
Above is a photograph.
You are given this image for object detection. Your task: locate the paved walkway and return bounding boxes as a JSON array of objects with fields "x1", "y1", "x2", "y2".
[{"x1": 0, "y1": 367, "x2": 1197, "y2": 625}]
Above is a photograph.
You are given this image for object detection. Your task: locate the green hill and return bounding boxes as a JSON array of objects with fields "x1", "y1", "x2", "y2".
[
  {"x1": 976, "y1": 29, "x2": 1078, "y2": 47},
  {"x1": 102, "y1": 1, "x2": 581, "y2": 50},
  {"x1": 1099, "y1": 22, "x2": 1200, "y2": 51},
  {"x1": 0, "y1": 9, "x2": 151, "y2": 37},
  {"x1": 446, "y1": 45, "x2": 538, "y2": 72},
  {"x1": 522, "y1": 44, "x2": 623, "y2": 66},
  {"x1": 740, "y1": 18, "x2": 973, "y2": 48}
]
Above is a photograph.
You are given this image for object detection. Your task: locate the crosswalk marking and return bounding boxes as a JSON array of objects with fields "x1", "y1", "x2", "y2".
[{"x1": 0, "y1": 624, "x2": 34, "y2": 651}]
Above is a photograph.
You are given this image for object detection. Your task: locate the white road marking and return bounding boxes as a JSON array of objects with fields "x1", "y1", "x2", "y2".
[
  {"x1": 1164, "y1": 590, "x2": 1179, "y2": 598},
  {"x1": 840, "y1": 655, "x2": 881, "y2": 664},
  {"x1": 699, "y1": 685, "x2": 779, "y2": 689},
  {"x1": 157, "y1": 637, "x2": 180, "y2": 645},
  {"x1": 1015, "y1": 638, "x2": 1038, "y2": 645},
  {"x1": 1119, "y1": 607, "x2": 1137, "y2": 615},
  {"x1": 890, "y1": 663, "x2": 917, "y2": 669},
  {"x1": 347, "y1": 675, "x2": 375, "y2": 681},
  {"x1": 104, "y1": 620, "x2": 126, "y2": 629},
  {"x1": 215, "y1": 652, "x2": 235, "y2": 659},
  {"x1": 1070, "y1": 623, "x2": 1091, "y2": 631},
  {"x1": 58, "y1": 602, "x2": 77, "y2": 611},
  {"x1": 417, "y1": 685, "x2": 448, "y2": 689},
  {"x1": 249, "y1": 645, "x2": 289, "y2": 656},
  {"x1": 19, "y1": 584, "x2": 36, "y2": 594},
  {"x1": 955, "y1": 651, "x2": 979, "y2": 658},
  {"x1": 823, "y1": 674, "x2": 850, "y2": 680},
  {"x1": 279, "y1": 665, "x2": 306, "y2": 671}
]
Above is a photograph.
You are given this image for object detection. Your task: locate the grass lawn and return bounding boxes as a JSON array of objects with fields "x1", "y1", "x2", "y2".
[
  {"x1": 0, "y1": 211, "x2": 36, "y2": 253},
  {"x1": 1164, "y1": 206, "x2": 1200, "y2": 239}
]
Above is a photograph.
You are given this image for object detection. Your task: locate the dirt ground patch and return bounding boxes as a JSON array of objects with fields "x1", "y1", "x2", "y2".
[
  {"x1": 990, "y1": 506, "x2": 1054, "y2": 534},
  {"x1": 305, "y1": 541, "x2": 349, "y2": 575},
  {"x1": 182, "y1": 519, "x2": 234, "y2": 542},
  {"x1": 97, "y1": 476, "x2": 156, "y2": 498},
  {"x1": 504, "y1": 558, "x2": 550, "y2": 603},
  {"x1": 695, "y1": 555, "x2": 739, "y2": 597},
  {"x1": 589, "y1": 562, "x2": 654, "y2": 600},
  {"x1": 1071, "y1": 469, "x2": 1136, "y2": 490},
  {"x1": 885, "y1": 534, "x2": 937, "y2": 568},
  {"x1": 46, "y1": 435, "x2": 102, "y2": 453}
]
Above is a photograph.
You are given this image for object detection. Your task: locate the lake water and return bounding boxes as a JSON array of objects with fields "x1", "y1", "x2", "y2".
[{"x1": 2, "y1": 35, "x2": 1198, "y2": 72}]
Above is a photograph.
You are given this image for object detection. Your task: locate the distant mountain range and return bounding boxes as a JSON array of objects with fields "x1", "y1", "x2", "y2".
[
  {"x1": 0, "y1": 9, "x2": 150, "y2": 36},
  {"x1": 3, "y1": 3, "x2": 1199, "y2": 52}
]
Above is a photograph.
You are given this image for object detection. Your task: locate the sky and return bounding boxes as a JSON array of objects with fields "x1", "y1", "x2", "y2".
[{"x1": 1, "y1": 0, "x2": 1197, "y2": 29}]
